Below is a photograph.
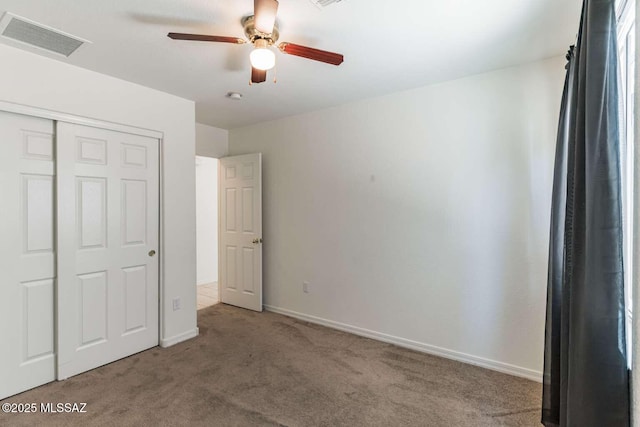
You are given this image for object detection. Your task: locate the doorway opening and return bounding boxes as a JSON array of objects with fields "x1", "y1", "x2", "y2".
[{"x1": 196, "y1": 156, "x2": 220, "y2": 310}]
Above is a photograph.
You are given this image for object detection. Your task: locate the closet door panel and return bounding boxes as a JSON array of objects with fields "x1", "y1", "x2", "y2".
[
  {"x1": 0, "y1": 111, "x2": 56, "y2": 400},
  {"x1": 56, "y1": 122, "x2": 159, "y2": 380}
]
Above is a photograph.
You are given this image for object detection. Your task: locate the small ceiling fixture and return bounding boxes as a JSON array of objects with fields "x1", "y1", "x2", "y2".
[
  {"x1": 167, "y1": 0, "x2": 344, "y2": 85},
  {"x1": 225, "y1": 92, "x2": 243, "y2": 100}
]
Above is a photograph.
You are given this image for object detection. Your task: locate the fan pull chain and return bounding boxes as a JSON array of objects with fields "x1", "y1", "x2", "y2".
[{"x1": 273, "y1": 65, "x2": 277, "y2": 84}]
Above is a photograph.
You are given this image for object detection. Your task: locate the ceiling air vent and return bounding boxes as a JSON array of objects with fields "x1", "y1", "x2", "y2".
[
  {"x1": 0, "y1": 12, "x2": 89, "y2": 57},
  {"x1": 308, "y1": 0, "x2": 343, "y2": 9}
]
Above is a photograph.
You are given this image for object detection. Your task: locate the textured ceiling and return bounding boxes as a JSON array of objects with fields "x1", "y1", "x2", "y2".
[{"x1": 0, "y1": 0, "x2": 582, "y2": 129}]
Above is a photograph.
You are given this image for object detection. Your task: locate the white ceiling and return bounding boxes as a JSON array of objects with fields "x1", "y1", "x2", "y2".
[{"x1": 0, "y1": 0, "x2": 581, "y2": 129}]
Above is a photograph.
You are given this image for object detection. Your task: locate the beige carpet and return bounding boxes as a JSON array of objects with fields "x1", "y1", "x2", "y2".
[{"x1": 0, "y1": 304, "x2": 541, "y2": 426}]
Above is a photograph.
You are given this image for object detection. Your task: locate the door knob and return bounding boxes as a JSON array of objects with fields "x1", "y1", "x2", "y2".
[
  {"x1": 252, "y1": 238, "x2": 263, "y2": 244},
  {"x1": 148, "y1": 250, "x2": 156, "y2": 257}
]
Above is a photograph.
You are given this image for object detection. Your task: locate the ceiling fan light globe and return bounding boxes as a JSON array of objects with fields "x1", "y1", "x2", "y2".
[{"x1": 250, "y1": 48, "x2": 276, "y2": 71}]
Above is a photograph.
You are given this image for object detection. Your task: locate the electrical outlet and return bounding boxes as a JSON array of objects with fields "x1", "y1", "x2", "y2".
[
  {"x1": 303, "y1": 281, "x2": 310, "y2": 293},
  {"x1": 172, "y1": 298, "x2": 181, "y2": 311}
]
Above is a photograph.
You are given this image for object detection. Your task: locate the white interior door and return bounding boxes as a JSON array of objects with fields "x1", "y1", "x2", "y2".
[
  {"x1": 56, "y1": 122, "x2": 159, "y2": 379},
  {"x1": 219, "y1": 153, "x2": 263, "y2": 312},
  {"x1": 0, "y1": 112, "x2": 56, "y2": 399}
]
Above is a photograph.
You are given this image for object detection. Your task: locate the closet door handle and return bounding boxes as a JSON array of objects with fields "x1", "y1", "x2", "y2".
[{"x1": 148, "y1": 250, "x2": 156, "y2": 257}]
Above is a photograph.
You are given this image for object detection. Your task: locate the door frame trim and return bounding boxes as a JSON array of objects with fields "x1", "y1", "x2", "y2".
[{"x1": 0, "y1": 100, "x2": 166, "y2": 347}]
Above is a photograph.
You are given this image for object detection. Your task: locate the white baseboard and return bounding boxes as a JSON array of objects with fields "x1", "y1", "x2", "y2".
[
  {"x1": 264, "y1": 305, "x2": 542, "y2": 383},
  {"x1": 160, "y1": 327, "x2": 199, "y2": 348}
]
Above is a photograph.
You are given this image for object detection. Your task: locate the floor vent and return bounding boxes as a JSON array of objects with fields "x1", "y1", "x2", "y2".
[
  {"x1": 0, "y1": 12, "x2": 89, "y2": 57},
  {"x1": 308, "y1": 0, "x2": 343, "y2": 9}
]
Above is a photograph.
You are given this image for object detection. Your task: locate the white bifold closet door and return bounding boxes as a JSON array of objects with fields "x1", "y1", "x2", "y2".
[
  {"x1": 56, "y1": 122, "x2": 159, "y2": 379},
  {"x1": 0, "y1": 113, "x2": 160, "y2": 398},
  {"x1": 0, "y1": 112, "x2": 56, "y2": 399}
]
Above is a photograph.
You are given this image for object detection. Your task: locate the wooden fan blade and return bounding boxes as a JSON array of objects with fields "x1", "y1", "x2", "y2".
[
  {"x1": 254, "y1": 0, "x2": 279, "y2": 34},
  {"x1": 251, "y1": 67, "x2": 267, "y2": 83},
  {"x1": 278, "y1": 42, "x2": 344, "y2": 66},
  {"x1": 167, "y1": 33, "x2": 245, "y2": 44}
]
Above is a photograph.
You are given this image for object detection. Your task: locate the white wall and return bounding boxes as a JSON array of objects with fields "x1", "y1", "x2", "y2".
[
  {"x1": 196, "y1": 156, "x2": 218, "y2": 285},
  {"x1": 0, "y1": 44, "x2": 197, "y2": 345},
  {"x1": 196, "y1": 123, "x2": 228, "y2": 158},
  {"x1": 194, "y1": 123, "x2": 225, "y2": 288},
  {"x1": 229, "y1": 56, "x2": 566, "y2": 379}
]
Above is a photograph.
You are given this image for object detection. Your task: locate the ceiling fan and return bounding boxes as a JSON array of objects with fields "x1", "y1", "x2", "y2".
[{"x1": 167, "y1": 0, "x2": 344, "y2": 84}]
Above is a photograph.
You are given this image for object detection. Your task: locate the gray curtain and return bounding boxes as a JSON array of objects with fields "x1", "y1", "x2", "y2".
[{"x1": 541, "y1": 0, "x2": 630, "y2": 426}]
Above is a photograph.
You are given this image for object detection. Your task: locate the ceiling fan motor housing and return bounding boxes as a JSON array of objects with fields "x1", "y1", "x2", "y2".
[{"x1": 242, "y1": 15, "x2": 279, "y2": 46}]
